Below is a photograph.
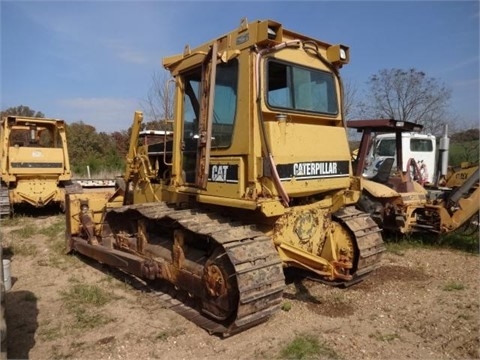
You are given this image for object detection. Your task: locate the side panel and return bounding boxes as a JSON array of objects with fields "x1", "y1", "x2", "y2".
[
  {"x1": 8, "y1": 147, "x2": 66, "y2": 175},
  {"x1": 262, "y1": 122, "x2": 352, "y2": 196},
  {"x1": 205, "y1": 156, "x2": 245, "y2": 199}
]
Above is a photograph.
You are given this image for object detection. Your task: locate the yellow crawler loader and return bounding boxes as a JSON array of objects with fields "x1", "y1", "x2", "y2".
[
  {"x1": 65, "y1": 19, "x2": 385, "y2": 335},
  {"x1": 0, "y1": 116, "x2": 72, "y2": 216}
]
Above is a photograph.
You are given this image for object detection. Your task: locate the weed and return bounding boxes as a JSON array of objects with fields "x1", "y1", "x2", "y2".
[
  {"x1": 38, "y1": 326, "x2": 63, "y2": 341},
  {"x1": 11, "y1": 223, "x2": 37, "y2": 239},
  {"x1": 24, "y1": 292, "x2": 38, "y2": 302},
  {"x1": 70, "y1": 308, "x2": 113, "y2": 330},
  {"x1": 50, "y1": 344, "x2": 76, "y2": 360},
  {"x1": 155, "y1": 331, "x2": 169, "y2": 341},
  {"x1": 39, "y1": 216, "x2": 65, "y2": 238},
  {"x1": 280, "y1": 333, "x2": 340, "y2": 359},
  {"x1": 385, "y1": 232, "x2": 480, "y2": 255},
  {"x1": 442, "y1": 281, "x2": 466, "y2": 291},
  {"x1": 369, "y1": 331, "x2": 400, "y2": 342},
  {"x1": 61, "y1": 283, "x2": 113, "y2": 307},
  {"x1": 326, "y1": 292, "x2": 347, "y2": 305},
  {"x1": 458, "y1": 313, "x2": 472, "y2": 320},
  {"x1": 282, "y1": 302, "x2": 292, "y2": 312},
  {"x1": 155, "y1": 328, "x2": 185, "y2": 341},
  {"x1": 440, "y1": 232, "x2": 479, "y2": 254},
  {"x1": 10, "y1": 242, "x2": 38, "y2": 256},
  {"x1": 0, "y1": 215, "x2": 24, "y2": 227},
  {"x1": 60, "y1": 283, "x2": 119, "y2": 330}
]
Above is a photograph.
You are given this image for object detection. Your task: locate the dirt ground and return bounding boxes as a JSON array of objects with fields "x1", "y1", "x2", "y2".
[{"x1": 1, "y1": 213, "x2": 479, "y2": 360}]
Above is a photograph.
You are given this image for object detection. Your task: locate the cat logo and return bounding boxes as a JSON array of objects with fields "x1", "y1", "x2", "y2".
[
  {"x1": 211, "y1": 165, "x2": 229, "y2": 182},
  {"x1": 208, "y1": 164, "x2": 239, "y2": 183}
]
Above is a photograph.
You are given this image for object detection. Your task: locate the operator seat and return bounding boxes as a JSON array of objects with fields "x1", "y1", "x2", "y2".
[{"x1": 371, "y1": 158, "x2": 394, "y2": 184}]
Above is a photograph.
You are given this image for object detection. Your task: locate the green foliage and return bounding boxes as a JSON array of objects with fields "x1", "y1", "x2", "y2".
[
  {"x1": 24, "y1": 292, "x2": 38, "y2": 302},
  {"x1": 66, "y1": 121, "x2": 125, "y2": 176},
  {"x1": 39, "y1": 216, "x2": 65, "y2": 238},
  {"x1": 61, "y1": 283, "x2": 112, "y2": 307},
  {"x1": 384, "y1": 231, "x2": 479, "y2": 255},
  {"x1": 281, "y1": 301, "x2": 292, "y2": 311},
  {"x1": 449, "y1": 139, "x2": 479, "y2": 165},
  {"x1": 9, "y1": 242, "x2": 38, "y2": 256},
  {"x1": 440, "y1": 231, "x2": 479, "y2": 254},
  {"x1": 369, "y1": 331, "x2": 401, "y2": 342},
  {"x1": 61, "y1": 283, "x2": 117, "y2": 329},
  {"x1": 154, "y1": 328, "x2": 185, "y2": 341},
  {"x1": 0, "y1": 105, "x2": 44, "y2": 118},
  {"x1": 280, "y1": 334, "x2": 340, "y2": 360},
  {"x1": 450, "y1": 128, "x2": 479, "y2": 142},
  {"x1": 442, "y1": 281, "x2": 466, "y2": 291},
  {"x1": 11, "y1": 223, "x2": 37, "y2": 238}
]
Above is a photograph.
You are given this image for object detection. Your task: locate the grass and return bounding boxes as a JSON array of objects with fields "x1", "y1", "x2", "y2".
[
  {"x1": 38, "y1": 325, "x2": 63, "y2": 341},
  {"x1": 442, "y1": 281, "x2": 466, "y2": 291},
  {"x1": 439, "y1": 232, "x2": 479, "y2": 254},
  {"x1": 69, "y1": 308, "x2": 114, "y2": 330},
  {"x1": 369, "y1": 331, "x2": 401, "y2": 342},
  {"x1": 61, "y1": 283, "x2": 112, "y2": 307},
  {"x1": 60, "y1": 283, "x2": 118, "y2": 330},
  {"x1": 39, "y1": 216, "x2": 65, "y2": 238},
  {"x1": 0, "y1": 214, "x2": 25, "y2": 227},
  {"x1": 384, "y1": 230, "x2": 479, "y2": 255},
  {"x1": 10, "y1": 223, "x2": 37, "y2": 239},
  {"x1": 24, "y1": 292, "x2": 38, "y2": 302},
  {"x1": 8, "y1": 241, "x2": 38, "y2": 256},
  {"x1": 280, "y1": 334, "x2": 340, "y2": 360},
  {"x1": 281, "y1": 301, "x2": 292, "y2": 312},
  {"x1": 154, "y1": 328, "x2": 185, "y2": 341}
]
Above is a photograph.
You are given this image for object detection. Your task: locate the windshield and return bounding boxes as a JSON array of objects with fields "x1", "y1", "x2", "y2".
[
  {"x1": 266, "y1": 60, "x2": 338, "y2": 115},
  {"x1": 376, "y1": 139, "x2": 396, "y2": 157}
]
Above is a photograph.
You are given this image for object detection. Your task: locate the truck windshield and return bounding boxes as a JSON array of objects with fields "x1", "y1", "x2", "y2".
[
  {"x1": 266, "y1": 60, "x2": 338, "y2": 115},
  {"x1": 376, "y1": 139, "x2": 396, "y2": 157}
]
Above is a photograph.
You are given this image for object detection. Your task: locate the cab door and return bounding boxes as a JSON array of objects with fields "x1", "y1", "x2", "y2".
[{"x1": 181, "y1": 43, "x2": 217, "y2": 189}]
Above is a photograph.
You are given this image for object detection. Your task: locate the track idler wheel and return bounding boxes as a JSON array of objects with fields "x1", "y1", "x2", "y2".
[{"x1": 201, "y1": 249, "x2": 238, "y2": 321}]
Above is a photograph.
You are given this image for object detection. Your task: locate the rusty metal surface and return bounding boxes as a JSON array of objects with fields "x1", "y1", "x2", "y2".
[
  {"x1": 333, "y1": 206, "x2": 385, "y2": 278},
  {"x1": 76, "y1": 202, "x2": 286, "y2": 336},
  {"x1": 71, "y1": 201, "x2": 383, "y2": 335}
]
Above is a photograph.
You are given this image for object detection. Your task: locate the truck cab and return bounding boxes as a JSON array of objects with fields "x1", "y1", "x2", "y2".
[{"x1": 363, "y1": 132, "x2": 436, "y2": 184}]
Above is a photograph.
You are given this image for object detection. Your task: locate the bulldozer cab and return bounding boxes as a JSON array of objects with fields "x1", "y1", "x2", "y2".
[{"x1": 160, "y1": 19, "x2": 353, "y2": 212}]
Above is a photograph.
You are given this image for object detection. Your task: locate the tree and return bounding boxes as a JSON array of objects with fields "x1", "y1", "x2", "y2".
[
  {"x1": 364, "y1": 68, "x2": 451, "y2": 134},
  {"x1": 111, "y1": 130, "x2": 131, "y2": 159},
  {"x1": 342, "y1": 78, "x2": 358, "y2": 120},
  {"x1": 142, "y1": 70, "x2": 175, "y2": 123},
  {"x1": 1, "y1": 105, "x2": 44, "y2": 118},
  {"x1": 66, "y1": 121, "x2": 124, "y2": 176}
]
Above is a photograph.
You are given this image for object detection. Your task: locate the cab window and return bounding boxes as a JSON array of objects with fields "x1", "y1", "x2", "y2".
[
  {"x1": 410, "y1": 139, "x2": 433, "y2": 152},
  {"x1": 266, "y1": 60, "x2": 338, "y2": 115}
]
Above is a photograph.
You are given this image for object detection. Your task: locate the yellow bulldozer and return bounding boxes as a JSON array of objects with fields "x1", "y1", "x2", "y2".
[
  {"x1": 0, "y1": 116, "x2": 73, "y2": 216},
  {"x1": 65, "y1": 19, "x2": 385, "y2": 336}
]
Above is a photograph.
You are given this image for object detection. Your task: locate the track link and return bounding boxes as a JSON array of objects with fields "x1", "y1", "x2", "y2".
[
  {"x1": 0, "y1": 182, "x2": 10, "y2": 217},
  {"x1": 108, "y1": 203, "x2": 286, "y2": 336}
]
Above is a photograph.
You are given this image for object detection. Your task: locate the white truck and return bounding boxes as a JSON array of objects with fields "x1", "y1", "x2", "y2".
[{"x1": 362, "y1": 132, "x2": 437, "y2": 184}]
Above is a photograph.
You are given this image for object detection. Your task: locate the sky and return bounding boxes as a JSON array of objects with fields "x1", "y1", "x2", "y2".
[{"x1": 1, "y1": 0, "x2": 479, "y2": 133}]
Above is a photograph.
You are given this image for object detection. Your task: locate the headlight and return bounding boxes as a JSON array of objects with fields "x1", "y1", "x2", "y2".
[{"x1": 326, "y1": 44, "x2": 349, "y2": 66}]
